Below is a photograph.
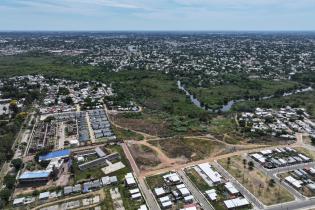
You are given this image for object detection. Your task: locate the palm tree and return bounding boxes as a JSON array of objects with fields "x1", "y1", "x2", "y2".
[
  {"x1": 242, "y1": 159, "x2": 247, "y2": 183},
  {"x1": 227, "y1": 157, "x2": 231, "y2": 169}
]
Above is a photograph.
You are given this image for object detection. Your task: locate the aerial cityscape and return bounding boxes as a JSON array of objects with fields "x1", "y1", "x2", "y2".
[{"x1": 0, "y1": 1, "x2": 315, "y2": 210}]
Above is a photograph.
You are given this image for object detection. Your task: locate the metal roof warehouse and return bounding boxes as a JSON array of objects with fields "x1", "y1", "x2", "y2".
[
  {"x1": 39, "y1": 149, "x2": 71, "y2": 162},
  {"x1": 19, "y1": 170, "x2": 50, "y2": 181}
]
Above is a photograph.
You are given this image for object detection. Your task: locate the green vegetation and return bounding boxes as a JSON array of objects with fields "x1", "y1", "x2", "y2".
[
  {"x1": 187, "y1": 79, "x2": 302, "y2": 110},
  {"x1": 185, "y1": 168, "x2": 210, "y2": 192},
  {"x1": 11, "y1": 158, "x2": 23, "y2": 170},
  {"x1": 233, "y1": 91, "x2": 315, "y2": 117},
  {"x1": 292, "y1": 72, "x2": 315, "y2": 84},
  {"x1": 109, "y1": 72, "x2": 210, "y2": 136},
  {"x1": 112, "y1": 110, "x2": 208, "y2": 137},
  {"x1": 106, "y1": 145, "x2": 132, "y2": 180},
  {"x1": 295, "y1": 147, "x2": 315, "y2": 160},
  {"x1": 112, "y1": 125, "x2": 144, "y2": 141},
  {"x1": 0, "y1": 56, "x2": 211, "y2": 137},
  {"x1": 0, "y1": 172, "x2": 18, "y2": 206},
  {"x1": 0, "y1": 56, "x2": 94, "y2": 80},
  {"x1": 71, "y1": 145, "x2": 132, "y2": 183},
  {"x1": 145, "y1": 174, "x2": 165, "y2": 189},
  {"x1": 208, "y1": 116, "x2": 246, "y2": 144},
  {"x1": 102, "y1": 189, "x2": 114, "y2": 210},
  {"x1": 0, "y1": 112, "x2": 27, "y2": 167},
  {"x1": 185, "y1": 167, "x2": 250, "y2": 210},
  {"x1": 119, "y1": 185, "x2": 145, "y2": 210},
  {"x1": 72, "y1": 160, "x2": 104, "y2": 183},
  {"x1": 3, "y1": 174, "x2": 16, "y2": 189},
  {"x1": 0, "y1": 189, "x2": 12, "y2": 204}
]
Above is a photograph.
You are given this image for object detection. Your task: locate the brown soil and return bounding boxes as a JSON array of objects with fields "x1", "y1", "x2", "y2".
[{"x1": 128, "y1": 144, "x2": 161, "y2": 170}]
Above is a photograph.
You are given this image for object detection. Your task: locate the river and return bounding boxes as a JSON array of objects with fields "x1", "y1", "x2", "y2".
[{"x1": 177, "y1": 81, "x2": 313, "y2": 113}]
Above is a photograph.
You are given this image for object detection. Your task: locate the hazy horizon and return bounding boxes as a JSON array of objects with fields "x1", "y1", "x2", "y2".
[{"x1": 0, "y1": 0, "x2": 314, "y2": 31}]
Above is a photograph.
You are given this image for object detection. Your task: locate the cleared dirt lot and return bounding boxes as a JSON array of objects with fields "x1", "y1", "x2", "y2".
[
  {"x1": 128, "y1": 144, "x2": 161, "y2": 170},
  {"x1": 219, "y1": 155, "x2": 294, "y2": 206},
  {"x1": 148, "y1": 137, "x2": 227, "y2": 161},
  {"x1": 110, "y1": 113, "x2": 171, "y2": 137}
]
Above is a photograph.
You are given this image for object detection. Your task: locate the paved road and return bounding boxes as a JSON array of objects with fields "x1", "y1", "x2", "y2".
[
  {"x1": 268, "y1": 163, "x2": 315, "y2": 201},
  {"x1": 138, "y1": 178, "x2": 161, "y2": 210},
  {"x1": 121, "y1": 143, "x2": 160, "y2": 210},
  {"x1": 24, "y1": 115, "x2": 38, "y2": 156},
  {"x1": 121, "y1": 142, "x2": 141, "y2": 176},
  {"x1": 246, "y1": 155, "x2": 315, "y2": 201},
  {"x1": 213, "y1": 162, "x2": 265, "y2": 209},
  {"x1": 265, "y1": 162, "x2": 315, "y2": 175},
  {"x1": 270, "y1": 174, "x2": 305, "y2": 201},
  {"x1": 266, "y1": 199, "x2": 315, "y2": 210},
  {"x1": 85, "y1": 112, "x2": 95, "y2": 143},
  {"x1": 213, "y1": 160, "x2": 315, "y2": 210},
  {"x1": 177, "y1": 170, "x2": 215, "y2": 210}
]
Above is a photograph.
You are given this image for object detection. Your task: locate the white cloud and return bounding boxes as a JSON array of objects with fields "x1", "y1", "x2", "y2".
[
  {"x1": 173, "y1": 0, "x2": 315, "y2": 9},
  {"x1": 63, "y1": 0, "x2": 143, "y2": 9}
]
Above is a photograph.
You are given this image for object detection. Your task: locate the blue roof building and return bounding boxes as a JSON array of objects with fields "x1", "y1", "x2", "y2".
[
  {"x1": 19, "y1": 170, "x2": 51, "y2": 182},
  {"x1": 39, "y1": 149, "x2": 71, "y2": 162}
]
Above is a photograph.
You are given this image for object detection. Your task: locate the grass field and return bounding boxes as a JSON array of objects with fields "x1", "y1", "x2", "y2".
[
  {"x1": 295, "y1": 147, "x2": 315, "y2": 160},
  {"x1": 185, "y1": 167, "x2": 211, "y2": 192},
  {"x1": 145, "y1": 174, "x2": 166, "y2": 190},
  {"x1": 209, "y1": 116, "x2": 247, "y2": 144},
  {"x1": 148, "y1": 137, "x2": 226, "y2": 161},
  {"x1": 111, "y1": 111, "x2": 173, "y2": 137},
  {"x1": 72, "y1": 160, "x2": 104, "y2": 183},
  {"x1": 219, "y1": 156, "x2": 294, "y2": 205},
  {"x1": 111, "y1": 110, "x2": 208, "y2": 137},
  {"x1": 102, "y1": 189, "x2": 115, "y2": 210},
  {"x1": 119, "y1": 185, "x2": 145, "y2": 210},
  {"x1": 112, "y1": 125, "x2": 144, "y2": 141},
  {"x1": 106, "y1": 145, "x2": 133, "y2": 181},
  {"x1": 108, "y1": 72, "x2": 210, "y2": 137},
  {"x1": 72, "y1": 145, "x2": 132, "y2": 183}
]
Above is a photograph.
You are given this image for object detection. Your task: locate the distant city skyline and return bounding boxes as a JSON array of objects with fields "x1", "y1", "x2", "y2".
[{"x1": 0, "y1": 0, "x2": 314, "y2": 31}]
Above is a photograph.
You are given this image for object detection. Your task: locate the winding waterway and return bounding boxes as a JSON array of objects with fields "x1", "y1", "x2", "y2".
[{"x1": 177, "y1": 81, "x2": 313, "y2": 113}]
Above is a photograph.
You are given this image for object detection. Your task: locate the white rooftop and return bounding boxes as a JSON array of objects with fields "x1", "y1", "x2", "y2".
[
  {"x1": 179, "y1": 187, "x2": 190, "y2": 196},
  {"x1": 198, "y1": 163, "x2": 222, "y2": 183},
  {"x1": 154, "y1": 187, "x2": 166, "y2": 196},
  {"x1": 39, "y1": 191, "x2": 50, "y2": 200},
  {"x1": 224, "y1": 197, "x2": 250, "y2": 209},
  {"x1": 225, "y1": 182, "x2": 239, "y2": 194}
]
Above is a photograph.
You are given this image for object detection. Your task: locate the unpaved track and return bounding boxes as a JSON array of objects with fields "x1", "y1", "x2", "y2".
[
  {"x1": 105, "y1": 105, "x2": 307, "y2": 210},
  {"x1": 139, "y1": 133, "x2": 303, "y2": 178},
  {"x1": 126, "y1": 140, "x2": 176, "y2": 166}
]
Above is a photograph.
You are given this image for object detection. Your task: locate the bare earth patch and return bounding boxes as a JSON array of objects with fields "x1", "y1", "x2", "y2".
[
  {"x1": 110, "y1": 113, "x2": 172, "y2": 137},
  {"x1": 148, "y1": 137, "x2": 227, "y2": 162},
  {"x1": 128, "y1": 144, "x2": 161, "y2": 170}
]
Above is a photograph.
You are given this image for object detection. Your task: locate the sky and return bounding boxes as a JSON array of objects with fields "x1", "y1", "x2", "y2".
[{"x1": 0, "y1": 0, "x2": 314, "y2": 31}]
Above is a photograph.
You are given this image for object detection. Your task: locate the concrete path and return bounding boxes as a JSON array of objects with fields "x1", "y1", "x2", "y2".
[{"x1": 178, "y1": 170, "x2": 215, "y2": 210}]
